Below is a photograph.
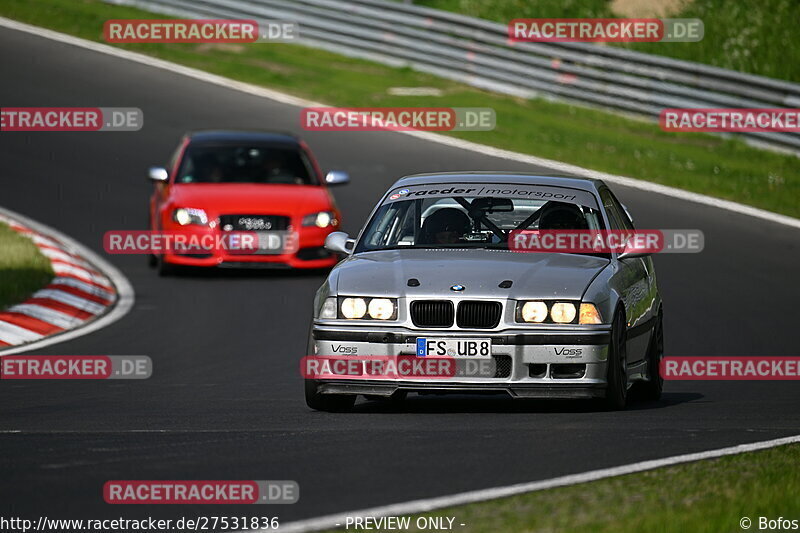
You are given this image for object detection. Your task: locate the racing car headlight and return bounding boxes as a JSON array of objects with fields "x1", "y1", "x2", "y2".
[
  {"x1": 520, "y1": 301, "x2": 548, "y2": 323},
  {"x1": 579, "y1": 303, "x2": 603, "y2": 324},
  {"x1": 550, "y1": 302, "x2": 577, "y2": 323},
  {"x1": 337, "y1": 297, "x2": 397, "y2": 320},
  {"x1": 302, "y1": 211, "x2": 337, "y2": 228},
  {"x1": 319, "y1": 297, "x2": 337, "y2": 319},
  {"x1": 341, "y1": 297, "x2": 367, "y2": 319},
  {"x1": 173, "y1": 207, "x2": 208, "y2": 226},
  {"x1": 368, "y1": 298, "x2": 395, "y2": 320}
]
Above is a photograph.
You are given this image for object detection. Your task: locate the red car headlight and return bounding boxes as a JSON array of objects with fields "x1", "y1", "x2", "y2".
[
  {"x1": 173, "y1": 207, "x2": 208, "y2": 226},
  {"x1": 302, "y1": 211, "x2": 337, "y2": 228}
]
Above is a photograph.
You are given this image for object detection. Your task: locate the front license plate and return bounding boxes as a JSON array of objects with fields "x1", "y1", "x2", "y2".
[
  {"x1": 255, "y1": 231, "x2": 285, "y2": 254},
  {"x1": 416, "y1": 338, "x2": 492, "y2": 358}
]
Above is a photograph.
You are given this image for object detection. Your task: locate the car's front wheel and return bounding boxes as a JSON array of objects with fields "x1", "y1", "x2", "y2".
[
  {"x1": 604, "y1": 309, "x2": 628, "y2": 410},
  {"x1": 305, "y1": 380, "x2": 356, "y2": 412}
]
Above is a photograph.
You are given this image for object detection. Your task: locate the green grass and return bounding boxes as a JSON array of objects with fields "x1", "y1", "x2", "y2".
[
  {"x1": 0, "y1": 222, "x2": 54, "y2": 310},
  {"x1": 416, "y1": 0, "x2": 800, "y2": 82},
  {"x1": 325, "y1": 443, "x2": 800, "y2": 533},
  {"x1": 2, "y1": 0, "x2": 799, "y2": 217}
]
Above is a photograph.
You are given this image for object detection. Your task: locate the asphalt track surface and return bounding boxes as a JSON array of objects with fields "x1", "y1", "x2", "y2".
[{"x1": 1, "y1": 26, "x2": 800, "y2": 525}]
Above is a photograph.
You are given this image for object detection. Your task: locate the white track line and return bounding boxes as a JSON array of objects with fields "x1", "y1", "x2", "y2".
[
  {"x1": 0, "y1": 16, "x2": 798, "y2": 231},
  {"x1": 272, "y1": 434, "x2": 800, "y2": 533},
  {"x1": 0, "y1": 206, "x2": 134, "y2": 356}
]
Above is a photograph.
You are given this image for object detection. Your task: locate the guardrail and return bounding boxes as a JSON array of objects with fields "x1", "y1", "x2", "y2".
[{"x1": 108, "y1": 0, "x2": 800, "y2": 154}]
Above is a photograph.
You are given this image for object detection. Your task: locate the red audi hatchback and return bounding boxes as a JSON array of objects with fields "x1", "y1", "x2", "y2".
[{"x1": 147, "y1": 131, "x2": 349, "y2": 274}]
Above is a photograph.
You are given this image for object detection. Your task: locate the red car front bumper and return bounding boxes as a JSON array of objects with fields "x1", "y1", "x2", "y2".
[{"x1": 159, "y1": 225, "x2": 339, "y2": 269}]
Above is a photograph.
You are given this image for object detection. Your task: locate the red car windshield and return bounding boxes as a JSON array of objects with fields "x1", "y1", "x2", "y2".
[{"x1": 176, "y1": 144, "x2": 318, "y2": 185}]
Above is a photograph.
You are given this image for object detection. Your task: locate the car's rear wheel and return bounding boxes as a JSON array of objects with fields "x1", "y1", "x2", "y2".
[
  {"x1": 604, "y1": 309, "x2": 628, "y2": 410},
  {"x1": 305, "y1": 380, "x2": 356, "y2": 412},
  {"x1": 637, "y1": 310, "x2": 664, "y2": 401}
]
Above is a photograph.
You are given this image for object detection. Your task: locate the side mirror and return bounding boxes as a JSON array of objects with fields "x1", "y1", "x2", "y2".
[
  {"x1": 618, "y1": 250, "x2": 651, "y2": 260},
  {"x1": 617, "y1": 229, "x2": 650, "y2": 260},
  {"x1": 148, "y1": 167, "x2": 169, "y2": 182},
  {"x1": 325, "y1": 231, "x2": 355, "y2": 254},
  {"x1": 325, "y1": 171, "x2": 350, "y2": 186}
]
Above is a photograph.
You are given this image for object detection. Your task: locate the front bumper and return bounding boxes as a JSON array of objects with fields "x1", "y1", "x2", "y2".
[
  {"x1": 159, "y1": 226, "x2": 338, "y2": 269},
  {"x1": 310, "y1": 326, "x2": 611, "y2": 399}
]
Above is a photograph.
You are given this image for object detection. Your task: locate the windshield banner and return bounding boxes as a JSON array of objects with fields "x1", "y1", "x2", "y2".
[{"x1": 384, "y1": 184, "x2": 599, "y2": 208}]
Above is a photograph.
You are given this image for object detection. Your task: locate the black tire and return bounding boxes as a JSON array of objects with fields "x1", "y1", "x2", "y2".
[
  {"x1": 638, "y1": 311, "x2": 664, "y2": 401},
  {"x1": 304, "y1": 379, "x2": 356, "y2": 412},
  {"x1": 604, "y1": 309, "x2": 628, "y2": 410}
]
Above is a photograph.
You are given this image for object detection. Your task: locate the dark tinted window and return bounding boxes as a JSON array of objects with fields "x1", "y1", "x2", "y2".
[{"x1": 176, "y1": 144, "x2": 317, "y2": 185}]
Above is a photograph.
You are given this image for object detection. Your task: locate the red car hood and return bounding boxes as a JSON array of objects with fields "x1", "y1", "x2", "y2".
[{"x1": 168, "y1": 184, "x2": 334, "y2": 215}]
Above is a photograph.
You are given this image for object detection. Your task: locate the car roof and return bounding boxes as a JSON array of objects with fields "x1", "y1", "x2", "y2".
[
  {"x1": 187, "y1": 130, "x2": 301, "y2": 146},
  {"x1": 391, "y1": 172, "x2": 605, "y2": 193}
]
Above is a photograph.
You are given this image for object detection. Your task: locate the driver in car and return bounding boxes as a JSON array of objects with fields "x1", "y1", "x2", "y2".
[
  {"x1": 420, "y1": 207, "x2": 472, "y2": 245},
  {"x1": 537, "y1": 202, "x2": 589, "y2": 230}
]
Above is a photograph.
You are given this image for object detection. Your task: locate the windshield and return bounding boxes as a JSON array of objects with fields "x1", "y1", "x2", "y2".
[
  {"x1": 176, "y1": 144, "x2": 318, "y2": 185},
  {"x1": 355, "y1": 185, "x2": 605, "y2": 253}
]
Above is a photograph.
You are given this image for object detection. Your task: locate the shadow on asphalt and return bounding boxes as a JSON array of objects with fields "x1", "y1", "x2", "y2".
[{"x1": 349, "y1": 391, "x2": 704, "y2": 414}]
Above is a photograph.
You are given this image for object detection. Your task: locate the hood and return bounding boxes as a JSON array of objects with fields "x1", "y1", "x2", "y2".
[
  {"x1": 168, "y1": 183, "x2": 332, "y2": 215},
  {"x1": 334, "y1": 249, "x2": 609, "y2": 300}
]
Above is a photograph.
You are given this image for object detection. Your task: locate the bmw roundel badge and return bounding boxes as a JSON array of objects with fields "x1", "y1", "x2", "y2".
[{"x1": 450, "y1": 284, "x2": 465, "y2": 292}]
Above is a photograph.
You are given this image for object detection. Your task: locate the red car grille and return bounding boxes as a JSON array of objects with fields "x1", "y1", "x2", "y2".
[{"x1": 219, "y1": 214, "x2": 290, "y2": 231}]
